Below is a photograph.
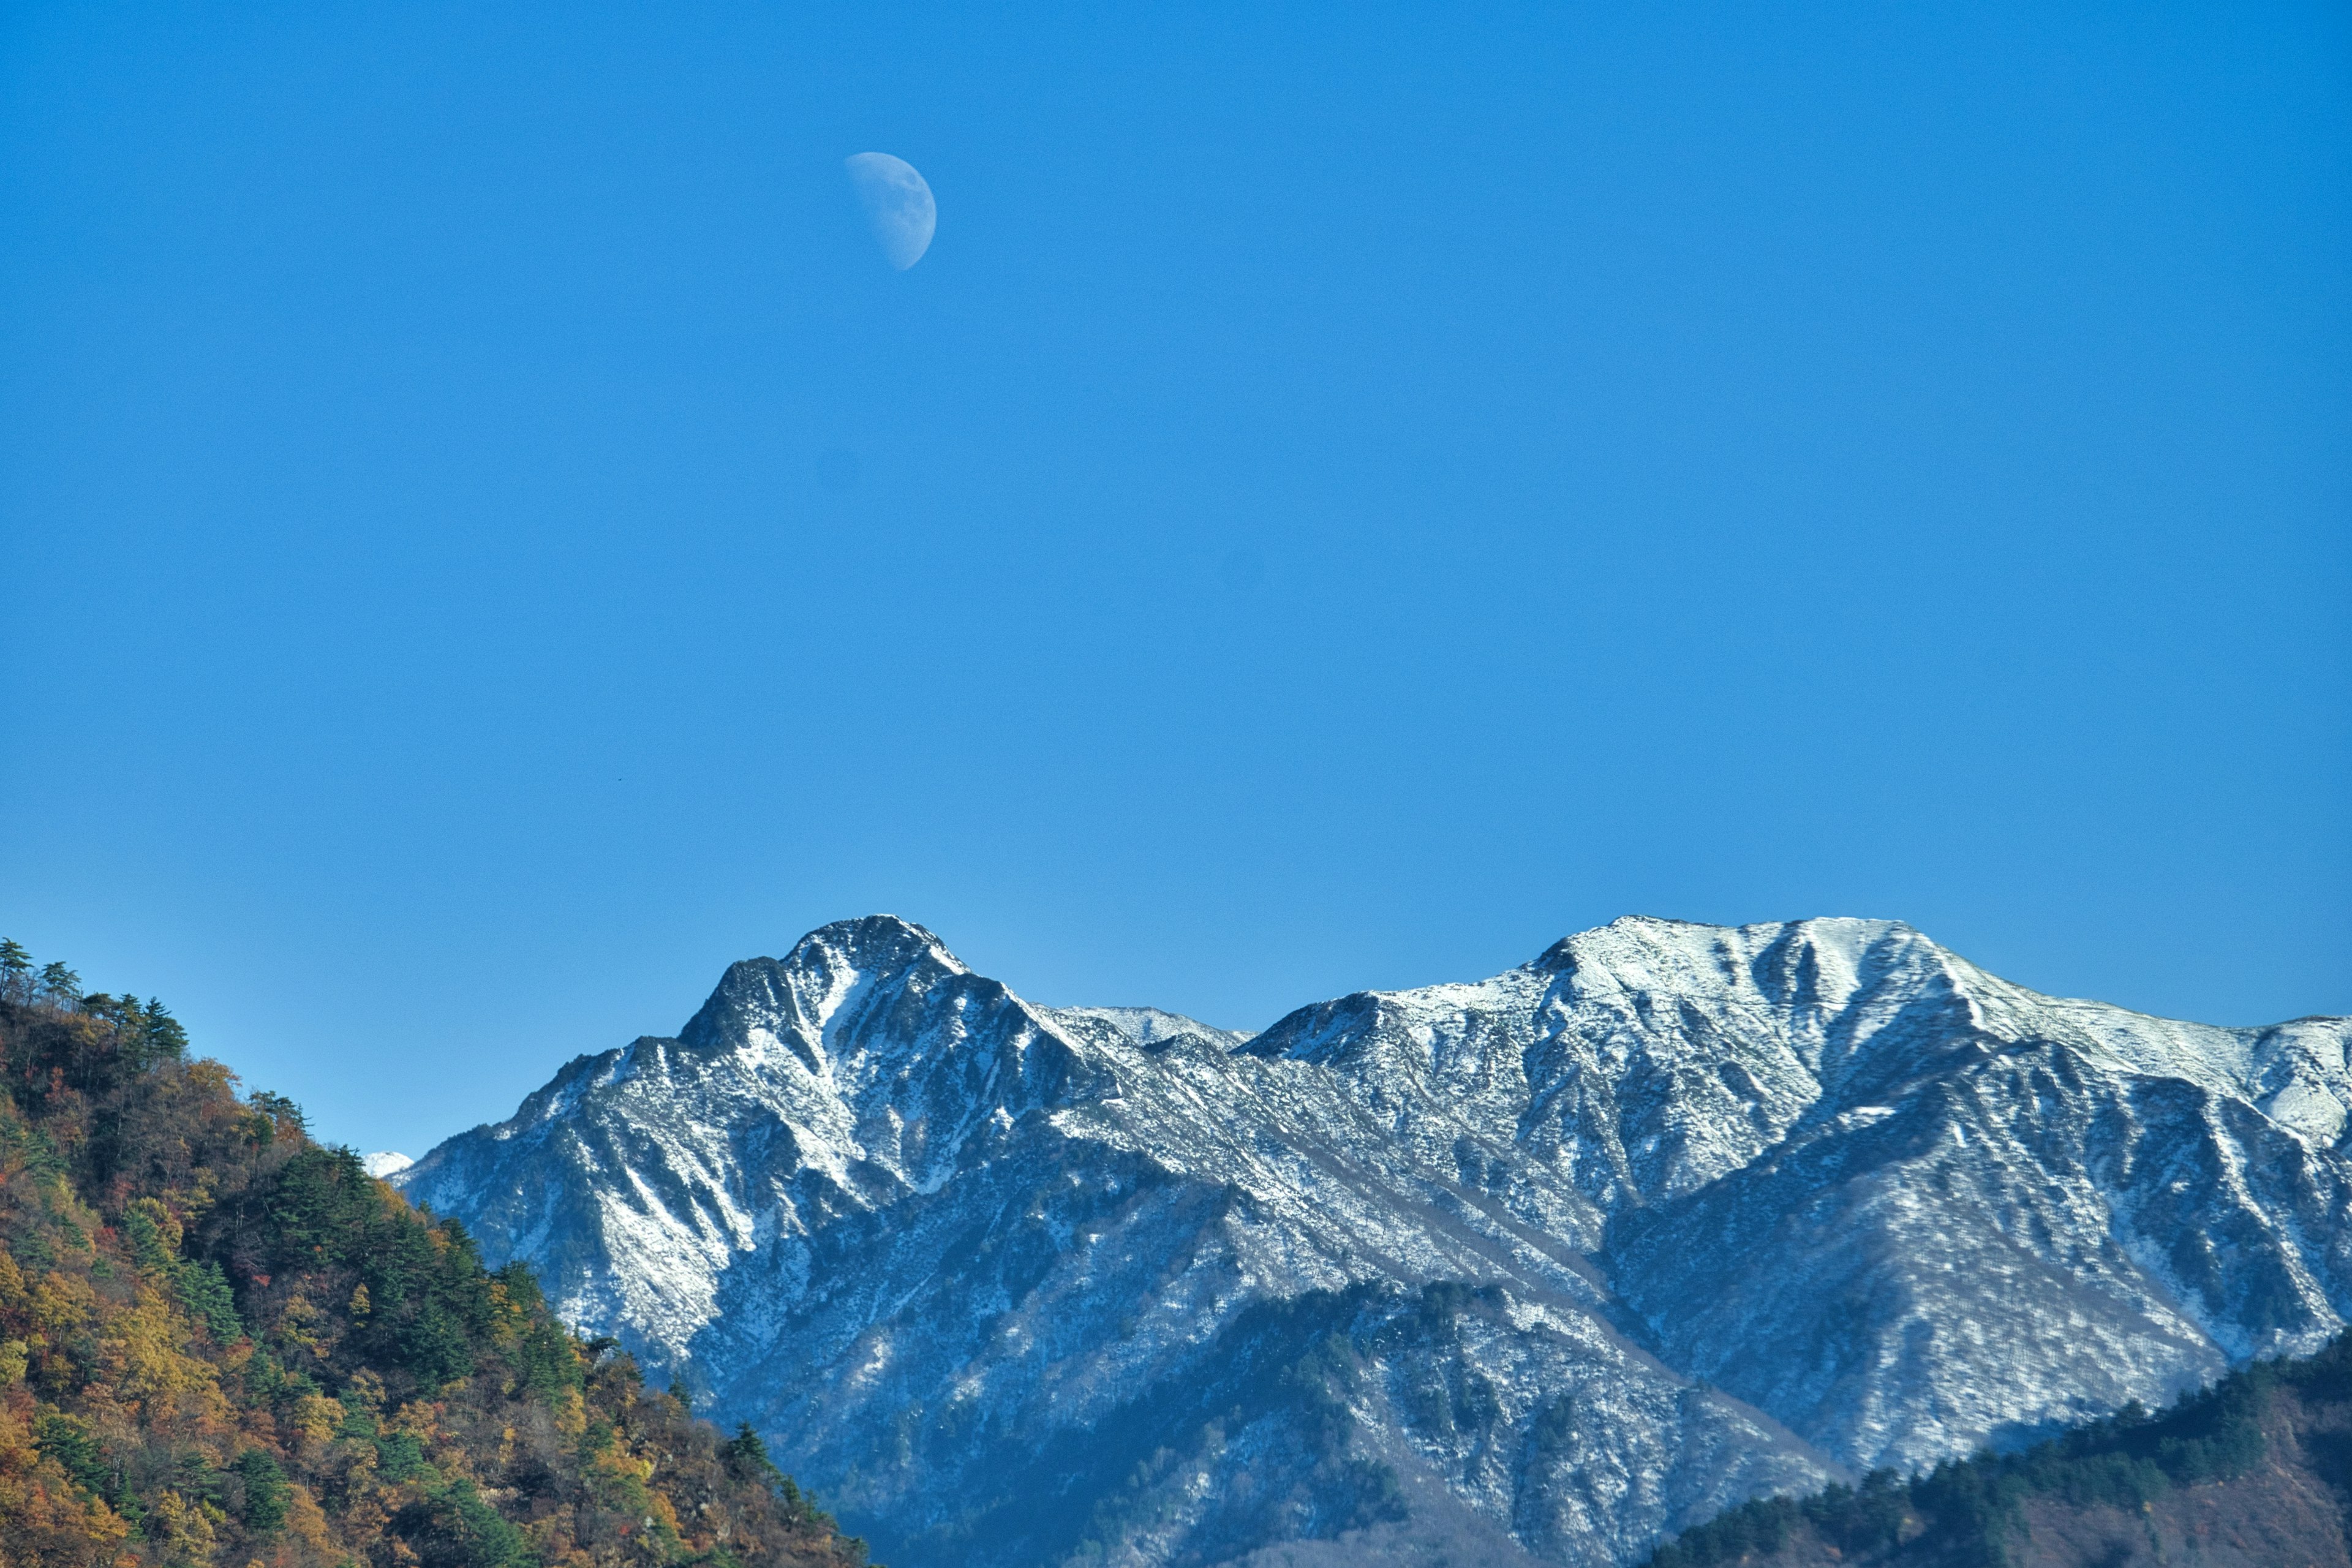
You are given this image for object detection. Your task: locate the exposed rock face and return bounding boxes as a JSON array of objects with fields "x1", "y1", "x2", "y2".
[{"x1": 399, "y1": 914, "x2": 2352, "y2": 1568}]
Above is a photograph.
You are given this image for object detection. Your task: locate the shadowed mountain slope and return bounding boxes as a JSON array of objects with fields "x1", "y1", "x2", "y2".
[{"x1": 1647, "y1": 1329, "x2": 2352, "y2": 1568}]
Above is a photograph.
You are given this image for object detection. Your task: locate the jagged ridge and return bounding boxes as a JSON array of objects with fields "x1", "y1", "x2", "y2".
[{"x1": 400, "y1": 914, "x2": 2352, "y2": 1568}]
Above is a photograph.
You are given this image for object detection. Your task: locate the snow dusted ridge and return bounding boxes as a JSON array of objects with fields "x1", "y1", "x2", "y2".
[
  {"x1": 400, "y1": 914, "x2": 2352, "y2": 1568},
  {"x1": 361, "y1": 1152, "x2": 413, "y2": 1178},
  {"x1": 1041, "y1": 1003, "x2": 1253, "y2": 1051}
]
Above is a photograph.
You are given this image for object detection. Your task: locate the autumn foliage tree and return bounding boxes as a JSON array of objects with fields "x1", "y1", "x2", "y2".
[{"x1": 0, "y1": 940, "x2": 869, "y2": 1568}]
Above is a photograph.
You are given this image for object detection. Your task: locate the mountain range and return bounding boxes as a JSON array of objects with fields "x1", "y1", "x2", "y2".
[{"x1": 395, "y1": 914, "x2": 2352, "y2": 1568}]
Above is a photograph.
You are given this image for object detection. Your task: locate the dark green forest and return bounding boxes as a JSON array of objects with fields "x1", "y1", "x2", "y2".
[{"x1": 1647, "y1": 1329, "x2": 2352, "y2": 1568}]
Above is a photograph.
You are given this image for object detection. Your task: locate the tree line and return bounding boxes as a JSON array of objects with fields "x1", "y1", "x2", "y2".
[{"x1": 0, "y1": 938, "x2": 189, "y2": 1068}]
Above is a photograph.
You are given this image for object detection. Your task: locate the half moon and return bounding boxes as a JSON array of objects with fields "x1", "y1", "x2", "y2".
[{"x1": 844, "y1": 152, "x2": 937, "y2": 271}]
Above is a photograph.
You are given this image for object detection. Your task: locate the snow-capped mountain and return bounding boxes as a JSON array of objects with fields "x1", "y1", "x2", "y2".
[{"x1": 398, "y1": 914, "x2": 2352, "y2": 1568}]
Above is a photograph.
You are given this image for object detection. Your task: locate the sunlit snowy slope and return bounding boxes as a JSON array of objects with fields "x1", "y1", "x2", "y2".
[{"x1": 399, "y1": 915, "x2": 2352, "y2": 1568}]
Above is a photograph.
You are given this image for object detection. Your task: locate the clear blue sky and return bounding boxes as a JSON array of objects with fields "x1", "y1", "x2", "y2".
[{"x1": 3, "y1": 2, "x2": 2346, "y2": 1157}]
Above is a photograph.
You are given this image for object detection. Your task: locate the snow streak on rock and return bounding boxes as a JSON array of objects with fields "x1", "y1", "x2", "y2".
[{"x1": 401, "y1": 914, "x2": 2352, "y2": 1568}]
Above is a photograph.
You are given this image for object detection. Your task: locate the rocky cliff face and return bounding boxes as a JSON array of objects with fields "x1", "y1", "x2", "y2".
[{"x1": 398, "y1": 915, "x2": 2352, "y2": 1568}]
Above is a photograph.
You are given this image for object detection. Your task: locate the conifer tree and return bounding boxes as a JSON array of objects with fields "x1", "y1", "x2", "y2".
[
  {"x1": 139, "y1": 995, "x2": 189, "y2": 1062},
  {"x1": 0, "y1": 938, "x2": 29, "y2": 1004},
  {"x1": 36, "y1": 959, "x2": 81, "y2": 1006}
]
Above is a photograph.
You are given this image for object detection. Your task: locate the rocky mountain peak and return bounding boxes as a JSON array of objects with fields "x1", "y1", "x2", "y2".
[
  {"x1": 677, "y1": 913, "x2": 968, "y2": 1052},
  {"x1": 401, "y1": 914, "x2": 2352, "y2": 1568}
]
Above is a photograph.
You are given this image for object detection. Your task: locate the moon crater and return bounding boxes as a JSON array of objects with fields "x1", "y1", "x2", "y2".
[{"x1": 845, "y1": 152, "x2": 936, "y2": 270}]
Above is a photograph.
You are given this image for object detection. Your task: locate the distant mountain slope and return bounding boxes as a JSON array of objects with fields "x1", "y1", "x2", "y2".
[
  {"x1": 1040, "y1": 1005, "x2": 1251, "y2": 1052},
  {"x1": 1646, "y1": 1329, "x2": 2352, "y2": 1568},
  {"x1": 399, "y1": 914, "x2": 2352, "y2": 1568}
]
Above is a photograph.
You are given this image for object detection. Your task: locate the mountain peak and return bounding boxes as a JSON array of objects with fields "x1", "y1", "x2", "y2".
[
  {"x1": 1529, "y1": 913, "x2": 1924, "y2": 971},
  {"x1": 676, "y1": 914, "x2": 968, "y2": 1050},
  {"x1": 401, "y1": 916, "x2": 2352, "y2": 1568},
  {"x1": 786, "y1": 913, "x2": 966, "y2": 976}
]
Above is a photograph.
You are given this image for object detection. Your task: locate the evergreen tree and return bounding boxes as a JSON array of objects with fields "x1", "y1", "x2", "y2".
[
  {"x1": 138, "y1": 996, "x2": 188, "y2": 1063},
  {"x1": 36, "y1": 960, "x2": 83, "y2": 1007},
  {"x1": 0, "y1": 939, "x2": 29, "y2": 1004}
]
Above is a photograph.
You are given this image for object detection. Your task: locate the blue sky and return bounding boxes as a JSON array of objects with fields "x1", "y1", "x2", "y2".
[{"x1": 3, "y1": 2, "x2": 2346, "y2": 1156}]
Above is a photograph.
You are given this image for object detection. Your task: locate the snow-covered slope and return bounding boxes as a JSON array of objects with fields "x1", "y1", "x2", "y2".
[
  {"x1": 399, "y1": 914, "x2": 2352, "y2": 1568},
  {"x1": 1042, "y1": 1004, "x2": 1252, "y2": 1051}
]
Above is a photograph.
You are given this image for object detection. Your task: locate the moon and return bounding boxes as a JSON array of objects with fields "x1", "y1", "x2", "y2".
[{"x1": 844, "y1": 153, "x2": 936, "y2": 270}]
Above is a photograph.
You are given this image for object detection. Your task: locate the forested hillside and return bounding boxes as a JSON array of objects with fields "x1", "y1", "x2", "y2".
[
  {"x1": 0, "y1": 942, "x2": 870, "y2": 1568},
  {"x1": 1646, "y1": 1329, "x2": 2352, "y2": 1567}
]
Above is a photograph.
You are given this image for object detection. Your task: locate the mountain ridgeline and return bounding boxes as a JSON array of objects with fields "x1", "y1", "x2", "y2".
[
  {"x1": 395, "y1": 914, "x2": 2352, "y2": 1568},
  {"x1": 0, "y1": 942, "x2": 869, "y2": 1568}
]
